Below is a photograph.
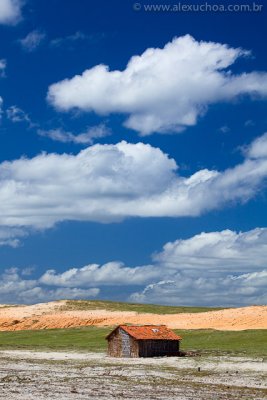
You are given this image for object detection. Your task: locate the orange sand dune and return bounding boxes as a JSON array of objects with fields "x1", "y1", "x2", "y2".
[{"x1": 0, "y1": 301, "x2": 266, "y2": 331}]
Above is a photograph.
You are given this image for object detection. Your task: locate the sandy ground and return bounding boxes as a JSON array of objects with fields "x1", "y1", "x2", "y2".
[
  {"x1": 0, "y1": 350, "x2": 266, "y2": 399},
  {"x1": 0, "y1": 301, "x2": 266, "y2": 331}
]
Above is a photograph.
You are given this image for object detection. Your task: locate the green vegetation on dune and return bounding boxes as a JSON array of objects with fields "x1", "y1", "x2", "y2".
[
  {"x1": 60, "y1": 300, "x2": 223, "y2": 314},
  {"x1": 0, "y1": 327, "x2": 266, "y2": 356},
  {"x1": 175, "y1": 329, "x2": 267, "y2": 356},
  {"x1": 0, "y1": 327, "x2": 109, "y2": 352}
]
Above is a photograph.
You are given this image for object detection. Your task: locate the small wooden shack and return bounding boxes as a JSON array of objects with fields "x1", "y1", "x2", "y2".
[{"x1": 106, "y1": 324, "x2": 182, "y2": 358}]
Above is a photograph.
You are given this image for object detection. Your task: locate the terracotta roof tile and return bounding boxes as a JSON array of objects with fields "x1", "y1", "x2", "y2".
[{"x1": 106, "y1": 325, "x2": 182, "y2": 340}]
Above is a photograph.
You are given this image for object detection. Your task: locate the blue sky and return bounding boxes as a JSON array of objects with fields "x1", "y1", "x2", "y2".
[{"x1": 0, "y1": 0, "x2": 267, "y2": 306}]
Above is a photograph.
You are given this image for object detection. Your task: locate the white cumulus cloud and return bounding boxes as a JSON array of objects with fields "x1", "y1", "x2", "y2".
[
  {"x1": 130, "y1": 271, "x2": 267, "y2": 307},
  {"x1": 47, "y1": 35, "x2": 267, "y2": 135},
  {"x1": 246, "y1": 132, "x2": 267, "y2": 159},
  {"x1": 0, "y1": 134, "x2": 267, "y2": 234},
  {"x1": 1, "y1": 228, "x2": 266, "y2": 306},
  {"x1": 153, "y1": 228, "x2": 267, "y2": 273},
  {"x1": 0, "y1": 268, "x2": 99, "y2": 304},
  {"x1": 0, "y1": 0, "x2": 23, "y2": 25},
  {"x1": 39, "y1": 262, "x2": 158, "y2": 287},
  {"x1": 130, "y1": 228, "x2": 267, "y2": 306}
]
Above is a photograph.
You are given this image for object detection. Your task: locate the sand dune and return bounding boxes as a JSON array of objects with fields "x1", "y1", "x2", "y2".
[{"x1": 0, "y1": 301, "x2": 266, "y2": 331}]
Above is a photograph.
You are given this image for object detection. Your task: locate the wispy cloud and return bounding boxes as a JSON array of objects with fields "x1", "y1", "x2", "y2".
[
  {"x1": 38, "y1": 124, "x2": 110, "y2": 144},
  {"x1": 0, "y1": 59, "x2": 7, "y2": 78},
  {"x1": 6, "y1": 105, "x2": 32, "y2": 124},
  {"x1": 0, "y1": 97, "x2": 4, "y2": 120},
  {"x1": 219, "y1": 125, "x2": 230, "y2": 134},
  {"x1": 5, "y1": 105, "x2": 109, "y2": 144},
  {"x1": 50, "y1": 31, "x2": 104, "y2": 49},
  {"x1": 50, "y1": 31, "x2": 87, "y2": 47},
  {"x1": 245, "y1": 119, "x2": 255, "y2": 127},
  {"x1": 0, "y1": 227, "x2": 27, "y2": 247},
  {"x1": 19, "y1": 30, "x2": 46, "y2": 52}
]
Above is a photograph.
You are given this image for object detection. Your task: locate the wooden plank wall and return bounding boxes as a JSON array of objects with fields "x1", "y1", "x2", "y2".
[
  {"x1": 107, "y1": 329, "x2": 180, "y2": 358},
  {"x1": 138, "y1": 339, "x2": 179, "y2": 357}
]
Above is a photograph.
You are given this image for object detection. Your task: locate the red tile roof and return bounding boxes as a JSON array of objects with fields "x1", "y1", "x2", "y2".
[{"x1": 106, "y1": 325, "x2": 182, "y2": 340}]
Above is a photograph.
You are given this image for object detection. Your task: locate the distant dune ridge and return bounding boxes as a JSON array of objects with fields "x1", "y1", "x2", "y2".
[{"x1": 0, "y1": 300, "x2": 266, "y2": 331}]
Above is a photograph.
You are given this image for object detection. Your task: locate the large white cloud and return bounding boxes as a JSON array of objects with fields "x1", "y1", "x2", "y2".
[
  {"x1": 154, "y1": 228, "x2": 267, "y2": 273},
  {"x1": 246, "y1": 132, "x2": 267, "y2": 159},
  {"x1": 0, "y1": 0, "x2": 23, "y2": 25},
  {"x1": 0, "y1": 141, "x2": 175, "y2": 229},
  {"x1": 129, "y1": 271, "x2": 267, "y2": 307},
  {"x1": 1, "y1": 228, "x2": 266, "y2": 306},
  {"x1": 47, "y1": 35, "x2": 267, "y2": 135},
  {"x1": 0, "y1": 134, "x2": 267, "y2": 237},
  {"x1": 130, "y1": 228, "x2": 267, "y2": 306},
  {"x1": 39, "y1": 262, "x2": 158, "y2": 287},
  {"x1": 0, "y1": 268, "x2": 99, "y2": 304}
]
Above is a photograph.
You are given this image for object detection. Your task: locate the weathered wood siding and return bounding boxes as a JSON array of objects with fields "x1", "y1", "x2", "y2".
[
  {"x1": 138, "y1": 339, "x2": 179, "y2": 357},
  {"x1": 107, "y1": 328, "x2": 120, "y2": 357},
  {"x1": 107, "y1": 328, "x2": 139, "y2": 357},
  {"x1": 121, "y1": 328, "x2": 131, "y2": 357},
  {"x1": 130, "y1": 338, "x2": 139, "y2": 358},
  {"x1": 107, "y1": 328, "x2": 180, "y2": 358}
]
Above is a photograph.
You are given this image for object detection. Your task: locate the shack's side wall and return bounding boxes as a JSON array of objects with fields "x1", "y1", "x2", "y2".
[
  {"x1": 138, "y1": 340, "x2": 180, "y2": 357},
  {"x1": 107, "y1": 329, "x2": 139, "y2": 358},
  {"x1": 130, "y1": 336, "x2": 139, "y2": 358},
  {"x1": 107, "y1": 329, "x2": 121, "y2": 357}
]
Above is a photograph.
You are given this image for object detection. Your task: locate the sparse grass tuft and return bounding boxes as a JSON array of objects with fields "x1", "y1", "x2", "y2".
[{"x1": 60, "y1": 299, "x2": 223, "y2": 314}]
